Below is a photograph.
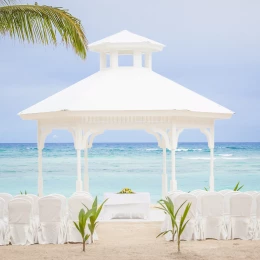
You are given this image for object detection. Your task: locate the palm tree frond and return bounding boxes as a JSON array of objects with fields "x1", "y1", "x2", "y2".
[{"x1": 0, "y1": 4, "x2": 87, "y2": 59}]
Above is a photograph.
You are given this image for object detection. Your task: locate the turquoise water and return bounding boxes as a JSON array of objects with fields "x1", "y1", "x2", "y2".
[{"x1": 0, "y1": 143, "x2": 260, "y2": 203}]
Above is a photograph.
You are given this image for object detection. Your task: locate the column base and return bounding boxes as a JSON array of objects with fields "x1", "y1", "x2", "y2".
[
  {"x1": 162, "y1": 174, "x2": 168, "y2": 198},
  {"x1": 76, "y1": 180, "x2": 83, "y2": 192},
  {"x1": 170, "y1": 179, "x2": 178, "y2": 192}
]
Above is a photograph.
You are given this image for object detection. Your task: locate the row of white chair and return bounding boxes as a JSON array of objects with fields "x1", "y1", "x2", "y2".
[
  {"x1": 0, "y1": 192, "x2": 95, "y2": 245},
  {"x1": 161, "y1": 191, "x2": 260, "y2": 240}
]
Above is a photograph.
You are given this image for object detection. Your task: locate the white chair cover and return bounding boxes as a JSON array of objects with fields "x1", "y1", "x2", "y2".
[
  {"x1": 161, "y1": 193, "x2": 198, "y2": 241},
  {"x1": 254, "y1": 194, "x2": 260, "y2": 239},
  {"x1": 27, "y1": 194, "x2": 39, "y2": 216},
  {"x1": 167, "y1": 191, "x2": 184, "y2": 202},
  {"x1": 228, "y1": 193, "x2": 253, "y2": 240},
  {"x1": 224, "y1": 191, "x2": 241, "y2": 216},
  {"x1": 219, "y1": 189, "x2": 233, "y2": 195},
  {"x1": 190, "y1": 190, "x2": 206, "y2": 195},
  {"x1": 195, "y1": 191, "x2": 208, "y2": 215},
  {"x1": 0, "y1": 198, "x2": 7, "y2": 245},
  {"x1": 49, "y1": 194, "x2": 67, "y2": 218},
  {"x1": 72, "y1": 191, "x2": 92, "y2": 198},
  {"x1": 5, "y1": 198, "x2": 36, "y2": 245},
  {"x1": 67, "y1": 195, "x2": 96, "y2": 243},
  {"x1": 245, "y1": 192, "x2": 258, "y2": 217},
  {"x1": 14, "y1": 195, "x2": 34, "y2": 214},
  {"x1": 0, "y1": 193, "x2": 13, "y2": 221},
  {"x1": 199, "y1": 192, "x2": 227, "y2": 240},
  {"x1": 38, "y1": 196, "x2": 67, "y2": 244}
]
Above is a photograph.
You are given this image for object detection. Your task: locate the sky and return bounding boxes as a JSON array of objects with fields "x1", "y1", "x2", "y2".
[{"x1": 0, "y1": 0, "x2": 260, "y2": 143}]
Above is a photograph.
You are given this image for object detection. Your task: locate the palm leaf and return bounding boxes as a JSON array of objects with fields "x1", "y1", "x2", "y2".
[
  {"x1": 234, "y1": 182, "x2": 239, "y2": 191},
  {"x1": 237, "y1": 185, "x2": 244, "y2": 191},
  {"x1": 180, "y1": 219, "x2": 190, "y2": 234},
  {"x1": 0, "y1": 0, "x2": 17, "y2": 5},
  {"x1": 73, "y1": 221, "x2": 80, "y2": 233},
  {"x1": 84, "y1": 234, "x2": 90, "y2": 242},
  {"x1": 95, "y1": 198, "x2": 108, "y2": 218},
  {"x1": 175, "y1": 200, "x2": 187, "y2": 217},
  {"x1": 156, "y1": 230, "x2": 172, "y2": 238},
  {"x1": 0, "y1": 3, "x2": 87, "y2": 59}
]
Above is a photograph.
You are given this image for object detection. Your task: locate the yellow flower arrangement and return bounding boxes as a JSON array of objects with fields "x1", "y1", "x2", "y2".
[{"x1": 118, "y1": 188, "x2": 135, "y2": 194}]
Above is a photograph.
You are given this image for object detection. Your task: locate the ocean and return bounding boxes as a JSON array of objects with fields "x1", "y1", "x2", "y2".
[{"x1": 0, "y1": 142, "x2": 259, "y2": 203}]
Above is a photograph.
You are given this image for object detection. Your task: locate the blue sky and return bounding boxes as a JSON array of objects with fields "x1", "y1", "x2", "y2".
[{"x1": 0, "y1": 0, "x2": 260, "y2": 143}]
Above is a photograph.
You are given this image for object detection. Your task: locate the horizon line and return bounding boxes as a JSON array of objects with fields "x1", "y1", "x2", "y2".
[{"x1": 1, "y1": 141, "x2": 260, "y2": 144}]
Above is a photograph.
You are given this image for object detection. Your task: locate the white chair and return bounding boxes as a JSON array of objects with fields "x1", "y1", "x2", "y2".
[
  {"x1": 228, "y1": 193, "x2": 253, "y2": 240},
  {"x1": 5, "y1": 198, "x2": 35, "y2": 245},
  {"x1": 167, "y1": 191, "x2": 184, "y2": 202},
  {"x1": 0, "y1": 193, "x2": 13, "y2": 221},
  {"x1": 161, "y1": 194, "x2": 197, "y2": 241},
  {"x1": 245, "y1": 192, "x2": 259, "y2": 217},
  {"x1": 49, "y1": 194, "x2": 67, "y2": 217},
  {"x1": 72, "y1": 191, "x2": 92, "y2": 198},
  {"x1": 195, "y1": 191, "x2": 208, "y2": 215},
  {"x1": 254, "y1": 194, "x2": 260, "y2": 239},
  {"x1": 14, "y1": 195, "x2": 34, "y2": 213},
  {"x1": 67, "y1": 195, "x2": 95, "y2": 243},
  {"x1": 38, "y1": 196, "x2": 67, "y2": 244},
  {"x1": 224, "y1": 191, "x2": 241, "y2": 216},
  {"x1": 200, "y1": 192, "x2": 227, "y2": 240},
  {"x1": 27, "y1": 194, "x2": 39, "y2": 216},
  {"x1": 219, "y1": 189, "x2": 233, "y2": 195},
  {"x1": 190, "y1": 189, "x2": 206, "y2": 195},
  {"x1": 0, "y1": 198, "x2": 7, "y2": 245}
]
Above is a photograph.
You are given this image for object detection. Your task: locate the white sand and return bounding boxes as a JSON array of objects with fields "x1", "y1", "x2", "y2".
[{"x1": 1, "y1": 222, "x2": 260, "y2": 260}]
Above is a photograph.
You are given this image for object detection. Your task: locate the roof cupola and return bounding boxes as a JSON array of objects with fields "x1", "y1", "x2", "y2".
[{"x1": 89, "y1": 30, "x2": 165, "y2": 70}]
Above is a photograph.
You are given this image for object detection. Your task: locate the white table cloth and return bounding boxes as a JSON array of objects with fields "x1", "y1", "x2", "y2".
[{"x1": 102, "y1": 192, "x2": 151, "y2": 219}]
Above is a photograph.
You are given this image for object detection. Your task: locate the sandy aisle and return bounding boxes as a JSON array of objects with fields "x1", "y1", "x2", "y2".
[{"x1": 1, "y1": 222, "x2": 260, "y2": 260}]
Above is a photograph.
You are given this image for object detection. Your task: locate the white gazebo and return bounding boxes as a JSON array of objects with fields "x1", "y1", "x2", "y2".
[{"x1": 19, "y1": 30, "x2": 234, "y2": 197}]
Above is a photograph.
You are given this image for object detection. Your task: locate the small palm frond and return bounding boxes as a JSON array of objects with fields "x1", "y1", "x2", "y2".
[
  {"x1": 179, "y1": 203, "x2": 191, "y2": 235},
  {"x1": 0, "y1": 3, "x2": 87, "y2": 59},
  {"x1": 234, "y1": 181, "x2": 244, "y2": 191},
  {"x1": 0, "y1": 0, "x2": 17, "y2": 5},
  {"x1": 156, "y1": 230, "x2": 172, "y2": 238}
]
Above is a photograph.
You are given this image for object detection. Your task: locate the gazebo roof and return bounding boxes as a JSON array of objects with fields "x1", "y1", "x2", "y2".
[
  {"x1": 19, "y1": 30, "x2": 234, "y2": 120},
  {"x1": 89, "y1": 30, "x2": 165, "y2": 53},
  {"x1": 19, "y1": 67, "x2": 233, "y2": 119}
]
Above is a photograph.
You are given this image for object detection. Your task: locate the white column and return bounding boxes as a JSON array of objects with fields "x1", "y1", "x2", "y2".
[
  {"x1": 76, "y1": 149, "x2": 82, "y2": 191},
  {"x1": 133, "y1": 51, "x2": 142, "y2": 67},
  {"x1": 100, "y1": 52, "x2": 106, "y2": 70},
  {"x1": 170, "y1": 126, "x2": 178, "y2": 191},
  {"x1": 145, "y1": 52, "x2": 152, "y2": 69},
  {"x1": 38, "y1": 148, "x2": 43, "y2": 197},
  {"x1": 209, "y1": 147, "x2": 215, "y2": 191},
  {"x1": 171, "y1": 148, "x2": 177, "y2": 191},
  {"x1": 162, "y1": 147, "x2": 168, "y2": 198},
  {"x1": 84, "y1": 148, "x2": 89, "y2": 192},
  {"x1": 110, "y1": 51, "x2": 118, "y2": 68}
]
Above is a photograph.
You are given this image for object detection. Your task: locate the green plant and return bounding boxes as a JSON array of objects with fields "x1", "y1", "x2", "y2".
[
  {"x1": 73, "y1": 208, "x2": 92, "y2": 252},
  {"x1": 118, "y1": 188, "x2": 135, "y2": 194},
  {"x1": 20, "y1": 190, "x2": 27, "y2": 195},
  {"x1": 176, "y1": 203, "x2": 191, "y2": 252},
  {"x1": 233, "y1": 181, "x2": 244, "y2": 191},
  {"x1": 84, "y1": 196, "x2": 108, "y2": 243},
  {"x1": 156, "y1": 197, "x2": 191, "y2": 253},
  {"x1": 0, "y1": 0, "x2": 87, "y2": 59},
  {"x1": 204, "y1": 187, "x2": 209, "y2": 191},
  {"x1": 156, "y1": 197, "x2": 185, "y2": 241}
]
